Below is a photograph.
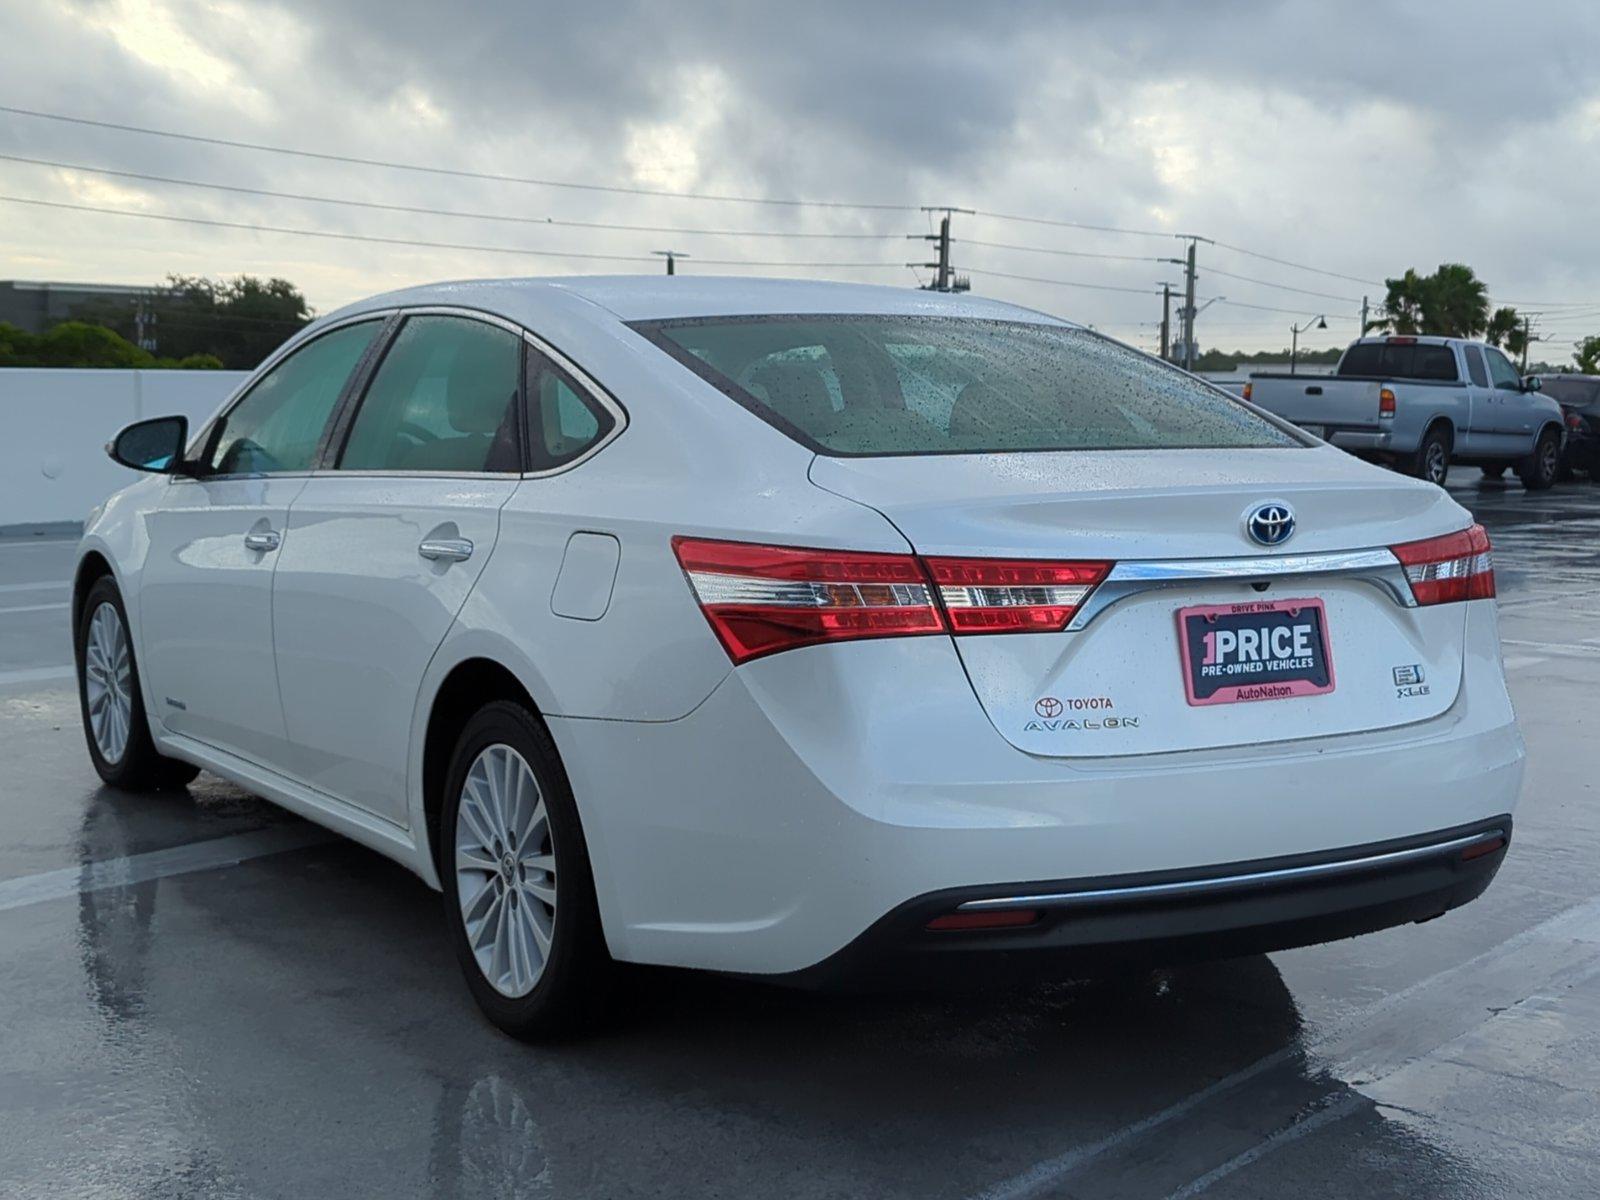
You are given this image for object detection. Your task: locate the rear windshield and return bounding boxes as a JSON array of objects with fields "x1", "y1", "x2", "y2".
[
  {"x1": 1337, "y1": 342, "x2": 1459, "y2": 381},
  {"x1": 1540, "y1": 377, "x2": 1600, "y2": 408},
  {"x1": 634, "y1": 316, "x2": 1300, "y2": 456}
]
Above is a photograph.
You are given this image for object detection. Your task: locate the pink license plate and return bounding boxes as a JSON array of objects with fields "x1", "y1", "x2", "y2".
[{"x1": 1176, "y1": 597, "x2": 1335, "y2": 706}]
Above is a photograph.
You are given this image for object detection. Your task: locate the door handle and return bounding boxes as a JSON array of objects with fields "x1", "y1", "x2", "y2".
[
  {"x1": 418, "y1": 537, "x2": 474, "y2": 563},
  {"x1": 243, "y1": 530, "x2": 281, "y2": 553}
]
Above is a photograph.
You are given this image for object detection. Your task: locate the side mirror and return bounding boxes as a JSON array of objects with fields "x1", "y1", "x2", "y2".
[
  {"x1": 107, "y1": 415, "x2": 191, "y2": 474},
  {"x1": 1523, "y1": 375, "x2": 1543, "y2": 393}
]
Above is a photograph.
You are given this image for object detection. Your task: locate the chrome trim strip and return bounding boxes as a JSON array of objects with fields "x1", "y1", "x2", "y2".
[
  {"x1": 1106, "y1": 547, "x2": 1398, "y2": 581},
  {"x1": 1068, "y1": 546, "x2": 1414, "y2": 630},
  {"x1": 955, "y1": 830, "x2": 1505, "y2": 912}
]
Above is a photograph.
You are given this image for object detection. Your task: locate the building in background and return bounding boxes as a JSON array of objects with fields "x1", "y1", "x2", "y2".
[{"x1": 0, "y1": 281, "x2": 163, "y2": 348}]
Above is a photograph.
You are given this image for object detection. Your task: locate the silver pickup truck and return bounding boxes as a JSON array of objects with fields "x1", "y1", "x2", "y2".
[{"x1": 1245, "y1": 335, "x2": 1565, "y2": 488}]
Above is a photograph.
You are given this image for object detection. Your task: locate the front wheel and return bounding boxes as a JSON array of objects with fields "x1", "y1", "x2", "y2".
[
  {"x1": 1412, "y1": 425, "x2": 1452, "y2": 486},
  {"x1": 75, "y1": 576, "x2": 199, "y2": 791},
  {"x1": 1517, "y1": 429, "x2": 1562, "y2": 491},
  {"x1": 440, "y1": 701, "x2": 611, "y2": 1039}
]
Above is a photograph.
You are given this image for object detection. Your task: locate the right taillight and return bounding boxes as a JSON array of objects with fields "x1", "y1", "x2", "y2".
[
  {"x1": 1391, "y1": 524, "x2": 1495, "y2": 605},
  {"x1": 1379, "y1": 387, "x2": 1397, "y2": 418}
]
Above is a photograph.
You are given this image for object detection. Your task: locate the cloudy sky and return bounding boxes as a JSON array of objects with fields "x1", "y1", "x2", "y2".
[{"x1": 3, "y1": 0, "x2": 1599, "y2": 357}]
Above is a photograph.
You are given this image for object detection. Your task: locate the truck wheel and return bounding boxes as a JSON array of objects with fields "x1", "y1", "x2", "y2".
[
  {"x1": 1413, "y1": 425, "x2": 1451, "y2": 486},
  {"x1": 1480, "y1": 464, "x2": 1506, "y2": 479},
  {"x1": 1517, "y1": 429, "x2": 1561, "y2": 491}
]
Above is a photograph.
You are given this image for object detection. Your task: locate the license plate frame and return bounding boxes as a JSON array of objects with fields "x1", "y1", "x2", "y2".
[{"x1": 1176, "y1": 596, "x2": 1335, "y2": 707}]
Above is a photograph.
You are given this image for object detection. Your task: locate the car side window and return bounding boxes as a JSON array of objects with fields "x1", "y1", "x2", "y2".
[
  {"x1": 203, "y1": 320, "x2": 382, "y2": 475},
  {"x1": 1464, "y1": 346, "x2": 1489, "y2": 388},
  {"x1": 340, "y1": 315, "x2": 522, "y2": 473},
  {"x1": 1485, "y1": 348, "x2": 1522, "y2": 391},
  {"x1": 527, "y1": 349, "x2": 616, "y2": 470}
]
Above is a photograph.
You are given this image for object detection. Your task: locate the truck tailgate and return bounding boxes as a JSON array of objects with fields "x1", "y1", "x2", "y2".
[{"x1": 1250, "y1": 377, "x2": 1381, "y2": 434}]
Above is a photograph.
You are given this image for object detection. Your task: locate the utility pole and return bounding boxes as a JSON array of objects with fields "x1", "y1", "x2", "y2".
[
  {"x1": 1360, "y1": 295, "x2": 1370, "y2": 335},
  {"x1": 1161, "y1": 237, "x2": 1209, "y2": 369},
  {"x1": 1520, "y1": 313, "x2": 1537, "y2": 372},
  {"x1": 1157, "y1": 282, "x2": 1174, "y2": 362},
  {"x1": 652, "y1": 249, "x2": 689, "y2": 275},
  {"x1": 909, "y1": 207, "x2": 973, "y2": 292}
]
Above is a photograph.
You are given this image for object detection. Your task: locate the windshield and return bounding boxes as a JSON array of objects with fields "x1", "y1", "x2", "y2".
[
  {"x1": 634, "y1": 315, "x2": 1300, "y2": 456},
  {"x1": 1336, "y1": 342, "x2": 1459, "y2": 381}
]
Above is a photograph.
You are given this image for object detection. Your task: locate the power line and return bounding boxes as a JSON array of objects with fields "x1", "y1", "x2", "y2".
[
  {"x1": 1210, "y1": 239, "x2": 1383, "y2": 287},
  {"x1": 961, "y1": 238, "x2": 1157, "y2": 264},
  {"x1": 0, "y1": 151, "x2": 909, "y2": 240},
  {"x1": 1199, "y1": 266, "x2": 1361, "y2": 304},
  {"x1": 0, "y1": 103, "x2": 915, "y2": 212},
  {"x1": 0, "y1": 194, "x2": 903, "y2": 269},
  {"x1": 970, "y1": 209, "x2": 1174, "y2": 239},
  {"x1": 1210, "y1": 296, "x2": 1359, "y2": 319},
  {"x1": 960, "y1": 266, "x2": 1157, "y2": 296}
]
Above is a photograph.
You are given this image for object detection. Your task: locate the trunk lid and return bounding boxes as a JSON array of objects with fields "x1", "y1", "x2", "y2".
[{"x1": 811, "y1": 446, "x2": 1472, "y2": 758}]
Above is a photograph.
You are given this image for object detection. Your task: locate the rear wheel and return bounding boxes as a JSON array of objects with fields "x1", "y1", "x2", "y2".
[
  {"x1": 440, "y1": 701, "x2": 610, "y2": 1039},
  {"x1": 1517, "y1": 428, "x2": 1561, "y2": 491},
  {"x1": 75, "y1": 576, "x2": 199, "y2": 790},
  {"x1": 1413, "y1": 424, "x2": 1452, "y2": 485}
]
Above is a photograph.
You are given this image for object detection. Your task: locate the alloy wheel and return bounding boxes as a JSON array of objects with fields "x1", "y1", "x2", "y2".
[
  {"x1": 84, "y1": 602, "x2": 133, "y2": 765},
  {"x1": 1540, "y1": 437, "x2": 1560, "y2": 482},
  {"x1": 454, "y1": 743, "x2": 557, "y2": 998},
  {"x1": 1425, "y1": 441, "x2": 1448, "y2": 483}
]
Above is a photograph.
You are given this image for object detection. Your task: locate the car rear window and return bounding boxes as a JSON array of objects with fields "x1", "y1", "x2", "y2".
[
  {"x1": 633, "y1": 316, "x2": 1301, "y2": 456},
  {"x1": 1540, "y1": 377, "x2": 1600, "y2": 408},
  {"x1": 1337, "y1": 342, "x2": 1459, "y2": 381}
]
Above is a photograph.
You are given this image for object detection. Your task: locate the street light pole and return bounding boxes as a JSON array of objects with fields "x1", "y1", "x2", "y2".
[{"x1": 1289, "y1": 314, "x2": 1328, "y2": 376}]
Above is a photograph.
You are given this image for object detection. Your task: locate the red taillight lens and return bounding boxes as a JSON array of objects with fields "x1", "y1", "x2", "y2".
[
  {"x1": 672, "y1": 537, "x2": 944, "y2": 664},
  {"x1": 1379, "y1": 387, "x2": 1397, "y2": 418},
  {"x1": 1390, "y1": 524, "x2": 1495, "y2": 605},
  {"x1": 1568, "y1": 411, "x2": 1584, "y2": 431},
  {"x1": 1387, "y1": 336, "x2": 1417, "y2": 345},
  {"x1": 925, "y1": 557, "x2": 1112, "y2": 633},
  {"x1": 1242, "y1": 381, "x2": 1253, "y2": 401}
]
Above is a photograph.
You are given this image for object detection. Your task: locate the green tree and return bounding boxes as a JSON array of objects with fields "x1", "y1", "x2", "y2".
[
  {"x1": 0, "y1": 320, "x2": 224, "y2": 369},
  {"x1": 1371, "y1": 263, "x2": 1491, "y2": 338},
  {"x1": 69, "y1": 274, "x2": 312, "y2": 368},
  {"x1": 1485, "y1": 306, "x2": 1522, "y2": 349},
  {"x1": 1575, "y1": 335, "x2": 1600, "y2": 374}
]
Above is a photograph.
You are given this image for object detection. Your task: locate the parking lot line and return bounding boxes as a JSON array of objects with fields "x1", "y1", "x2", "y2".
[
  {"x1": 0, "y1": 665, "x2": 74, "y2": 686},
  {"x1": 0, "y1": 580, "x2": 70, "y2": 594},
  {"x1": 0, "y1": 602, "x2": 69, "y2": 616},
  {"x1": 0, "y1": 825, "x2": 333, "y2": 913}
]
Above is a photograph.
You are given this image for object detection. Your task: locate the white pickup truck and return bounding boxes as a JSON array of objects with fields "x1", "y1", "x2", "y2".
[{"x1": 1245, "y1": 335, "x2": 1565, "y2": 487}]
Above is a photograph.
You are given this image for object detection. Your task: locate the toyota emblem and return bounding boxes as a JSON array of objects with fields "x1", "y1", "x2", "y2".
[
  {"x1": 1035, "y1": 696, "x2": 1063, "y2": 718},
  {"x1": 1246, "y1": 503, "x2": 1296, "y2": 547}
]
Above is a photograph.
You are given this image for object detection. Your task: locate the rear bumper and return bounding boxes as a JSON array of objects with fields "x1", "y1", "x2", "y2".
[
  {"x1": 551, "y1": 600, "x2": 1523, "y2": 976},
  {"x1": 774, "y1": 817, "x2": 1511, "y2": 989},
  {"x1": 1327, "y1": 428, "x2": 1394, "y2": 452}
]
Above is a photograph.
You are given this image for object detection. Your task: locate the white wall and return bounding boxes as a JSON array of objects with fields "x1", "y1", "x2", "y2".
[{"x1": 0, "y1": 369, "x2": 249, "y2": 530}]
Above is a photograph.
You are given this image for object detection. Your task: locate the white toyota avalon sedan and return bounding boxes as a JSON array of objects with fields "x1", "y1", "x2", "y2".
[{"x1": 74, "y1": 277, "x2": 1523, "y2": 1037}]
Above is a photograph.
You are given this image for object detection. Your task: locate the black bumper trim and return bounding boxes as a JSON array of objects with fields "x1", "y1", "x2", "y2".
[{"x1": 771, "y1": 815, "x2": 1513, "y2": 990}]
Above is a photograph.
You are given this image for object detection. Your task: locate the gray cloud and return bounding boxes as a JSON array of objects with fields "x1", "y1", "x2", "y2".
[{"x1": 3, "y1": 0, "x2": 1599, "y2": 357}]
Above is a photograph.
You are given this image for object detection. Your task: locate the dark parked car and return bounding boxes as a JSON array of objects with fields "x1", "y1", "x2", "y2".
[{"x1": 1536, "y1": 375, "x2": 1600, "y2": 479}]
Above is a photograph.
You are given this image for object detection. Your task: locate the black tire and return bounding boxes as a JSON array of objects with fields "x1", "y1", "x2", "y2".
[
  {"x1": 1480, "y1": 464, "x2": 1507, "y2": 479},
  {"x1": 1517, "y1": 428, "x2": 1562, "y2": 491},
  {"x1": 439, "y1": 700, "x2": 611, "y2": 1039},
  {"x1": 74, "y1": 576, "x2": 200, "y2": 791},
  {"x1": 1412, "y1": 424, "x2": 1452, "y2": 485}
]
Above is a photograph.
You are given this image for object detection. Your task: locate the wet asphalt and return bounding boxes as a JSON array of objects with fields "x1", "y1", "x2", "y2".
[{"x1": 0, "y1": 473, "x2": 1597, "y2": 1200}]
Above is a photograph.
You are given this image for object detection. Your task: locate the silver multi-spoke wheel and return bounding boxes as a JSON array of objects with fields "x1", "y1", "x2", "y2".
[
  {"x1": 84, "y1": 601, "x2": 133, "y2": 765},
  {"x1": 1424, "y1": 440, "x2": 1448, "y2": 483},
  {"x1": 455, "y1": 744, "x2": 557, "y2": 998}
]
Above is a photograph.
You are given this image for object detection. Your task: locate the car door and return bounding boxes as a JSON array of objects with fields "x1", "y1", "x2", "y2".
[
  {"x1": 1458, "y1": 344, "x2": 1494, "y2": 455},
  {"x1": 138, "y1": 317, "x2": 387, "y2": 766},
  {"x1": 269, "y1": 311, "x2": 523, "y2": 823},
  {"x1": 1484, "y1": 346, "x2": 1537, "y2": 455}
]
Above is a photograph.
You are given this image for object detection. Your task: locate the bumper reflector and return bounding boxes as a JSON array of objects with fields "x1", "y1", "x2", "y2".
[{"x1": 926, "y1": 908, "x2": 1041, "y2": 932}]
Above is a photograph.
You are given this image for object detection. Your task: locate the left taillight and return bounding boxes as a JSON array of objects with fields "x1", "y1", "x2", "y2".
[
  {"x1": 673, "y1": 538, "x2": 1116, "y2": 663},
  {"x1": 1390, "y1": 523, "x2": 1495, "y2": 605},
  {"x1": 672, "y1": 537, "x2": 944, "y2": 664}
]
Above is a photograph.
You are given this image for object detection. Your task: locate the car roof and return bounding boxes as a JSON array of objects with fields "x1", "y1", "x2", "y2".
[{"x1": 322, "y1": 275, "x2": 1073, "y2": 328}]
